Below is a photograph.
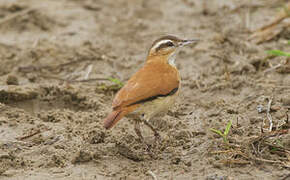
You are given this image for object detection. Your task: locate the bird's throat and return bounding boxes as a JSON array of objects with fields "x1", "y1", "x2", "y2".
[{"x1": 168, "y1": 52, "x2": 176, "y2": 67}]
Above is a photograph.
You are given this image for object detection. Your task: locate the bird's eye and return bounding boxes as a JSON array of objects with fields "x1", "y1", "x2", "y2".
[
  {"x1": 152, "y1": 40, "x2": 175, "y2": 52},
  {"x1": 166, "y1": 41, "x2": 174, "y2": 47}
]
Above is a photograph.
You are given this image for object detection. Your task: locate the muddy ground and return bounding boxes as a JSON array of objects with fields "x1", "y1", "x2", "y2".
[{"x1": 0, "y1": 0, "x2": 290, "y2": 179}]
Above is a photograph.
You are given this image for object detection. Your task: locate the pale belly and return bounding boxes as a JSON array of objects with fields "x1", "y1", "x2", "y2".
[{"x1": 131, "y1": 90, "x2": 179, "y2": 121}]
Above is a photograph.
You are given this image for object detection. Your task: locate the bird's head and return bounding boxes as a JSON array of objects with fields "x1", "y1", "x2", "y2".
[{"x1": 148, "y1": 35, "x2": 199, "y2": 60}]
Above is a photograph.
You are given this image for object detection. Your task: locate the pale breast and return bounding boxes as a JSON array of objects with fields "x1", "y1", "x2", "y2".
[{"x1": 133, "y1": 88, "x2": 179, "y2": 121}]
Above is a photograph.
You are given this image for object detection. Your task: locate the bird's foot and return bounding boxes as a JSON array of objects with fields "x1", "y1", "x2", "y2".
[
  {"x1": 153, "y1": 132, "x2": 162, "y2": 146},
  {"x1": 143, "y1": 120, "x2": 161, "y2": 144},
  {"x1": 134, "y1": 120, "x2": 160, "y2": 159},
  {"x1": 144, "y1": 143, "x2": 158, "y2": 159}
]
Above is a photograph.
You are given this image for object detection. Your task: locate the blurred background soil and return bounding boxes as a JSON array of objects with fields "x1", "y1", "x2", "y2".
[{"x1": 0, "y1": 0, "x2": 289, "y2": 179}]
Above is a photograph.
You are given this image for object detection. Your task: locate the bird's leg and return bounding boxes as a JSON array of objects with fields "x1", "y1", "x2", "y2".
[
  {"x1": 143, "y1": 120, "x2": 161, "y2": 142},
  {"x1": 134, "y1": 120, "x2": 155, "y2": 157},
  {"x1": 134, "y1": 120, "x2": 144, "y2": 141}
]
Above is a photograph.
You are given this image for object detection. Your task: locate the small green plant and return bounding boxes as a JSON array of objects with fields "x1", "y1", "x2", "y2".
[
  {"x1": 96, "y1": 77, "x2": 124, "y2": 92},
  {"x1": 266, "y1": 50, "x2": 290, "y2": 57},
  {"x1": 108, "y1": 77, "x2": 124, "y2": 88},
  {"x1": 210, "y1": 120, "x2": 232, "y2": 143},
  {"x1": 283, "y1": 5, "x2": 290, "y2": 16}
]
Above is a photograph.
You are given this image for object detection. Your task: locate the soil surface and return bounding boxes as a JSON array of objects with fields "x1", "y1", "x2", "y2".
[{"x1": 0, "y1": 0, "x2": 289, "y2": 179}]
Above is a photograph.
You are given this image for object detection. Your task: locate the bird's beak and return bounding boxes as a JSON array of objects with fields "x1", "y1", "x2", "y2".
[{"x1": 178, "y1": 39, "x2": 199, "y2": 47}]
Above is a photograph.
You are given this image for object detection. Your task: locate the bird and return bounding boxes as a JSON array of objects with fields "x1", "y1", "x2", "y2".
[{"x1": 103, "y1": 35, "x2": 198, "y2": 142}]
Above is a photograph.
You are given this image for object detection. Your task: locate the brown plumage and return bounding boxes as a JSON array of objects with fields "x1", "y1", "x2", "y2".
[
  {"x1": 103, "y1": 35, "x2": 198, "y2": 140},
  {"x1": 104, "y1": 58, "x2": 179, "y2": 129}
]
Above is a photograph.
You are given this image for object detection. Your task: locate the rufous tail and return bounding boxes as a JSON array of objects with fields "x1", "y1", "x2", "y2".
[
  {"x1": 103, "y1": 109, "x2": 124, "y2": 129},
  {"x1": 104, "y1": 105, "x2": 138, "y2": 129}
]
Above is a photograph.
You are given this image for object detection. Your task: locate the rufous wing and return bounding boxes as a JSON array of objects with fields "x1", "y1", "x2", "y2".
[{"x1": 112, "y1": 61, "x2": 179, "y2": 110}]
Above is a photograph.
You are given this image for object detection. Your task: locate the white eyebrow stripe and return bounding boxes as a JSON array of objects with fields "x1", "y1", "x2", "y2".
[{"x1": 152, "y1": 40, "x2": 172, "y2": 51}]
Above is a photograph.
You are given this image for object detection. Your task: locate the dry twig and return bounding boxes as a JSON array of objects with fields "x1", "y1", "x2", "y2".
[
  {"x1": 0, "y1": 8, "x2": 35, "y2": 26},
  {"x1": 267, "y1": 97, "x2": 273, "y2": 131},
  {"x1": 147, "y1": 170, "x2": 158, "y2": 180},
  {"x1": 249, "y1": 3, "x2": 290, "y2": 43},
  {"x1": 83, "y1": 64, "x2": 93, "y2": 80},
  {"x1": 39, "y1": 74, "x2": 108, "y2": 83},
  {"x1": 16, "y1": 129, "x2": 41, "y2": 140},
  {"x1": 263, "y1": 64, "x2": 282, "y2": 74},
  {"x1": 281, "y1": 174, "x2": 290, "y2": 180}
]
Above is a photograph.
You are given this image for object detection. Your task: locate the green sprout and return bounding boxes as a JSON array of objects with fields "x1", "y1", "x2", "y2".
[
  {"x1": 96, "y1": 77, "x2": 124, "y2": 92},
  {"x1": 108, "y1": 77, "x2": 124, "y2": 88},
  {"x1": 210, "y1": 120, "x2": 232, "y2": 143},
  {"x1": 266, "y1": 50, "x2": 290, "y2": 57},
  {"x1": 283, "y1": 5, "x2": 290, "y2": 16}
]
